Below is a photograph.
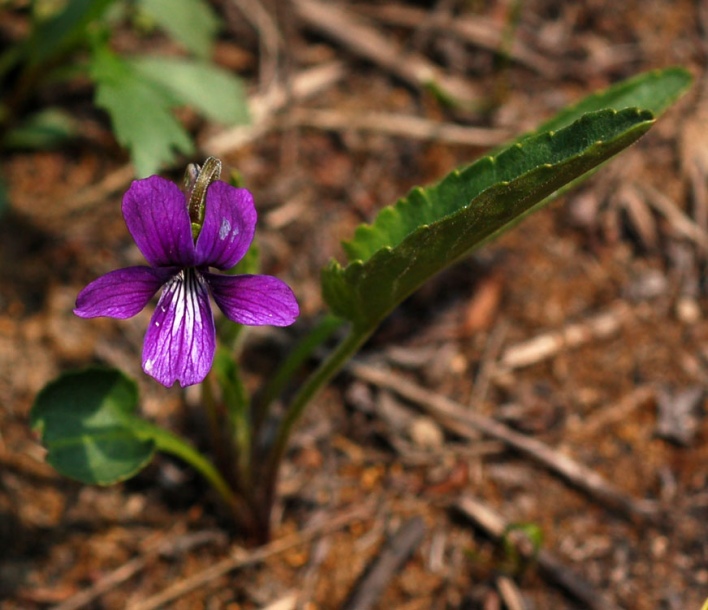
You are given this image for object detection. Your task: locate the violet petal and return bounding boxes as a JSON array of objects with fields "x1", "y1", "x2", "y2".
[
  {"x1": 123, "y1": 176, "x2": 196, "y2": 268},
  {"x1": 195, "y1": 181, "x2": 256, "y2": 270},
  {"x1": 74, "y1": 266, "x2": 174, "y2": 319},
  {"x1": 205, "y1": 272, "x2": 299, "y2": 326},
  {"x1": 142, "y1": 269, "x2": 216, "y2": 387}
]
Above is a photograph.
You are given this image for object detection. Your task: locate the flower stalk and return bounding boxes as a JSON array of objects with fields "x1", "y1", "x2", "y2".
[{"x1": 255, "y1": 324, "x2": 373, "y2": 537}]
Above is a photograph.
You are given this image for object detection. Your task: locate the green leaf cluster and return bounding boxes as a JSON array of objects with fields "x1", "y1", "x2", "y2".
[{"x1": 0, "y1": 0, "x2": 249, "y2": 175}]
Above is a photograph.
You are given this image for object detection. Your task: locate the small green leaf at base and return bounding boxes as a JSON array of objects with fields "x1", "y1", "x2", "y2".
[{"x1": 31, "y1": 367, "x2": 155, "y2": 485}]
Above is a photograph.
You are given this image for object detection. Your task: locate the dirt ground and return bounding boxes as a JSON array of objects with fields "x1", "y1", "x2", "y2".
[{"x1": 2, "y1": 1, "x2": 708, "y2": 608}]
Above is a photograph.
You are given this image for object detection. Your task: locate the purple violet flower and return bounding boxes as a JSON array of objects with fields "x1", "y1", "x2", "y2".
[{"x1": 74, "y1": 175, "x2": 299, "y2": 388}]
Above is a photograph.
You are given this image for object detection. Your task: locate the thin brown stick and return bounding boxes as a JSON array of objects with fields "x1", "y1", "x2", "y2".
[
  {"x1": 354, "y1": 3, "x2": 557, "y2": 77},
  {"x1": 282, "y1": 108, "x2": 510, "y2": 147},
  {"x1": 45, "y1": 163, "x2": 135, "y2": 220},
  {"x1": 292, "y1": 0, "x2": 476, "y2": 102},
  {"x1": 339, "y1": 517, "x2": 426, "y2": 610},
  {"x1": 495, "y1": 575, "x2": 527, "y2": 610},
  {"x1": 577, "y1": 385, "x2": 655, "y2": 438},
  {"x1": 469, "y1": 319, "x2": 509, "y2": 408},
  {"x1": 496, "y1": 302, "x2": 630, "y2": 372},
  {"x1": 349, "y1": 361, "x2": 658, "y2": 523},
  {"x1": 202, "y1": 60, "x2": 345, "y2": 156},
  {"x1": 229, "y1": 0, "x2": 282, "y2": 92},
  {"x1": 456, "y1": 496, "x2": 621, "y2": 610},
  {"x1": 640, "y1": 182, "x2": 708, "y2": 249},
  {"x1": 52, "y1": 529, "x2": 223, "y2": 610},
  {"x1": 127, "y1": 503, "x2": 373, "y2": 610}
]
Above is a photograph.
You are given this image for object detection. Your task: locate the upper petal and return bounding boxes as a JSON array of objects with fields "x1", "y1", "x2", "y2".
[
  {"x1": 123, "y1": 176, "x2": 196, "y2": 268},
  {"x1": 142, "y1": 269, "x2": 216, "y2": 387},
  {"x1": 74, "y1": 266, "x2": 173, "y2": 319},
  {"x1": 205, "y1": 272, "x2": 299, "y2": 326},
  {"x1": 195, "y1": 181, "x2": 256, "y2": 270}
]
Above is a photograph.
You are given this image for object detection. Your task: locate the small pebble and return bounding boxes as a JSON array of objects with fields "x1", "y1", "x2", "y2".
[
  {"x1": 675, "y1": 296, "x2": 701, "y2": 324},
  {"x1": 408, "y1": 416, "x2": 444, "y2": 449}
]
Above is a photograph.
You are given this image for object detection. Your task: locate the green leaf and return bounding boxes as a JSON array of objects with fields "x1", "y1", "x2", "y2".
[
  {"x1": 322, "y1": 108, "x2": 654, "y2": 330},
  {"x1": 213, "y1": 349, "x2": 250, "y2": 459},
  {"x1": 321, "y1": 67, "x2": 693, "y2": 332},
  {"x1": 30, "y1": 368, "x2": 155, "y2": 485},
  {"x1": 501, "y1": 522, "x2": 543, "y2": 576},
  {"x1": 476, "y1": 67, "x2": 693, "y2": 243},
  {"x1": 531, "y1": 67, "x2": 692, "y2": 137},
  {"x1": 130, "y1": 56, "x2": 250, "y2": 125},
  {"x1": 3, "y1": 108, "x2": 77, "y2": 149},
  {"x1": 28, "y1": 0, "x2": 117, "y2": 66},
  {"x1": 90, "y1": 46, "x2": 193, "y2": 177},
  {"x1": 139, "y1": 0, "x2": 220, "y2": 59}
]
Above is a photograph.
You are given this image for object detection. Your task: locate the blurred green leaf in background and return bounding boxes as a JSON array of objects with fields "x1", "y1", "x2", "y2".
[{"x1": 0, "y1": 0, "x2": 250, "y2": 177}]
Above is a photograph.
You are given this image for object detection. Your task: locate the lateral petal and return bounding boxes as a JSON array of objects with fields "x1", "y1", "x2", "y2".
[
  {"x1": 195, "y1": 181, "x2": 256, "y2": 270},
  {"x1": 122, "y1": 176, "x2": 196, "y2": 268},
  {"x1": 74, "y1": 266, "x2": 173, "y2": 319},
  {"x1": 142, "y1": 269, "x2": 216, "y2": 387},
  {"x1": 205, "y1": 273, "x2": 299, "y2": 327}
]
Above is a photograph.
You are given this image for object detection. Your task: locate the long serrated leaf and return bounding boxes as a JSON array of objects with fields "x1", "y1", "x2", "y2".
[
  {"x1": 341, "y1": 68, "x2": 690, "y2": 266},
  {"x1": 131, "y1": 56, "x2": 249, "y2": 125},
  {"x1": 90, "y1": 47, "x2": 193, "y2": 177},
  {"x1": 139, "y1": 0, "x2": 219, "y2": 59},
  {"x1": 478, "y1": 67, "x2": 692, "y2": 244},
  {"x1": 30, "y1": 368, "x2": 155, "y2": 485},
  {"x1": 531, "y1": 67, "x2": 692, "y2": 137},
  {"x1": 322, "y1": 108, "x2": 654, "y2": 330}
]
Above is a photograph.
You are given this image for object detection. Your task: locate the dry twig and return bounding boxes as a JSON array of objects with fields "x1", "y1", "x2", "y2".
[
  {"x1": 229, "y1": 0, "x2": 282, "y2": 92},
  {"x1": 355, "y1": 3, "x2": 557, "y2": 77},
  {"x1": 640, "y1": 183, "x2": 708, "y2": 250},
  {"x1": 126, "y1": 503, "x2": 373, "y2": 610},
  {"x1": 576, "y1": 385, "x2": 655, "y2": 439},
  {"x1": 52, "y1": 529, "x2": 224, "y2": 610},
  {"x1": 292, "y1": 0, "x2": 477, "y2": 102},
  {"x1": 496, "y1": 302, "x2": 630, "y2": 372},
  {"x1": 350, "y1": 361, "x2": 658, "y2": 523},
  {"x1": 14, "y1": 63, "x2": 345, "y2": 224},
  {"x1": 40, "y1": 163, "x2": 135, "y2": 221},
  {"x1": 282, "y1": 108, "x2": 510, "y2": 146},
  {"x1": 202, "y1": 60, "x2": 345, "y2": 156},
  {"x1": 340, "y1": 517, "x2": 426, "y2": 610},
  {"x1": 495, "y1": 575, "x2": 527, "y2": 610},
  {"x1": 469, "y1": 319, "x2": 509, "y2": 408}
]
